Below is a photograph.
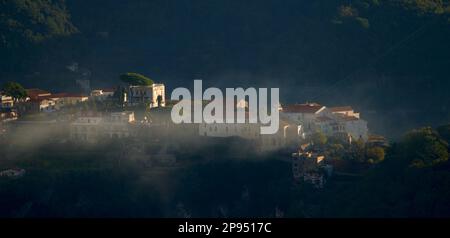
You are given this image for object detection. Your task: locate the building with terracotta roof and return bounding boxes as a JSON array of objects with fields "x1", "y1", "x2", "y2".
[
  {"x1": 312, "y1": 113, "x2": 368, "y2": 142},
  {"x1": 18, "y1": 88, "x2": 89, "y2": 114},
  {"x1": 329, "y1": 106, "x2": 360, "y2": 119},
  {"x1": 16, "y1": 97, "x2": 57, "y2": 113},
  {"x1": 280, "y1": 103, "x2": 330, "y2": 133},
  {"x1": 282, "y1": 103, "x2": 326, "y2": 114},
  {"x1": 50, "y1": 93, "x2": 89, "y2": 107},
  {"x1": 25, "y1": 88, "x2": 51, "y2": 100},
  {"x1": 281, "y1": 103, "x2": 369, "y2": 142}
]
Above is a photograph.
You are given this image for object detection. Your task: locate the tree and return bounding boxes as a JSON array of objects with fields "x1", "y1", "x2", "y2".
[
  {"x1": 0, "y1": 0, "x2": 77, "y2": 48},
  {"x1": 0, "y1": 0, "x2": 78, "y2": 73},
  {"x1": 120, "y1": 73, "x2": 153, "y2": 86},
  {"x1": 349, "y1": 138, "x2": 366, "y2": 162},
  {"x1": 311, "y1": 131, "x2": 328, "y2": 146},
  {"x1": 395, "y1": 0, "x2": 450, "y2": 16},
  {"x1": 2, "y1": 81, "x2": 27, "y2": 100},
  {"x1": 328, "y1": 143, "x2": 345, "y2": 160},
  {"x1": 366, "y1": 146, "x2": 385, "y2": 164},
  {"x1": 401, "y1": 127, "x2": 449, "y2": 168}
]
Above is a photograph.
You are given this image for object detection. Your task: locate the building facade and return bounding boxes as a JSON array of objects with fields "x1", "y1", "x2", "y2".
[
  {"x1": 70, "y1": 116, "x2": 103, "y2": 143},
  {"x1": 281, "y1": 103, "x2": 329, "y2": 133},
  {"x1": 282, "y1": 103, "x2": 369, "y2": 142},
  {"x1": 0, "y1": 94, "x2": 14, "y2": 108},
  {"x1": 128, "y1": 84, "x2": 165, "y2": 108},
  {"x1": 70, "y1": 111, "x2": 136, "y2": 143},
  {"x1": 90, "y1": 89, "x2": 115, "y2": 101},
  {"x1": 199, "y1": 119, "x2": 303, "y2": 152}
]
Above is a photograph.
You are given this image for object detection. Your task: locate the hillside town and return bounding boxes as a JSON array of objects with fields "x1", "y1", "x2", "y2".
[{"x1": 0, "y1": 77, "x2": 385, "y2": 188}]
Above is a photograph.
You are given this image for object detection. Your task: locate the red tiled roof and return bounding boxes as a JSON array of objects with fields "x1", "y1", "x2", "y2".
[
  {"x1": 368, "y1": 134, "x2": 386, "y2": 141},
  {"x1": 330, "y1": 106, "x2": 353, "y2": 112},
  {"x1": 282, "y1": 103, "x2": 325, "y2": 113},
  {"x1": 26, "y1": 88, "x2": 50, "y2": 94},
  {"x1": 26, "y1": 88, "x2": 51, "y2": 99},
  {"x1": 29, "y1": 97, "x2": 53, "y2": 103},
  {"x1": 51, "y1": 93, "x2": 88, "y2": 98}
]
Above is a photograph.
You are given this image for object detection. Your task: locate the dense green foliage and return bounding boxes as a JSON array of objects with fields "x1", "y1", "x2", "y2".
[
  {"x1": 400, "y1": 127, "x2": 449, "y2": 168},
  {"x1": 1, "y1": 81, "x2": 27, "y2": 99},
  {"x1": 366, "y1": 146, "x2": 386, "y2": 164},
  {"x1": 120, "y1": 73, "x2": 153, "y2": 86},
  {"x1": 320, "y1": 126, "x2": 450, "y2": 217},
  {"x1": 333, "y1": 0, "x2": 450, "y2": 28},
  {"x1": 311, "y1": 131, "x2": 328, "y2": 146},
  {"x1": 0, "y1": 0, "x2": 77, "y2": 48}
]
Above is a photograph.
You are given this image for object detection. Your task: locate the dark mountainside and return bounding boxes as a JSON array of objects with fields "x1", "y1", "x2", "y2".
[
  {"x1": 2, "y1": 1, "x2": 450, "y2": 218},
  {"x1": 1, "y1": 0, "x2": 450, "y2": 138}
]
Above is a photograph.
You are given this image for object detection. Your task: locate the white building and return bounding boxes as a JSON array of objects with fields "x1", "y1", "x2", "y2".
[
  {"x1": 90, "y1": 88, "x2": 115, "y2": 101},
  {"x1": 18, "y1": 91, "x2": 89, "y2": 114},
  {"x1": 199, "y1": 115, "x2": 303, "y2": 151},
  {"x1": 329, "y1": 106, "x2": 368, "y2": 141},
  {"x1": 314, "y1": 116, "x2": 345, "y2": 135},
  {"x1": 50, "y1": 93, "x2": 89, "y2": 107},
  {"x1": 128, "y1": 84, "x2": 165, "y2": 108},
  {"x1": 281, "y1": 103, "x2": 329, "y2": 133},
  {"x1": 103, "y1": 111, "x2": 136, "y2": 139},
  {"x1": 70, "y1": 116, "x2": 103, "y2": 142},
  {"x1": 282, "y1": 103, "x2": 369, "y2": 142},
  {"x1": 335, "y1": 114, "x2": 368, "y2": 142},
  {"x1": 35, "y1": 98, "x2": 58, "y2": 113},
  {"x1": 329, "y1": 106, "x2": 360, "y2": 119},
  {"x1": 70, "y1": 111, "x2": 136, "y2": 143},
  {"x1": 200, "y1": 122, "x2": 260, "y2": 139}
]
